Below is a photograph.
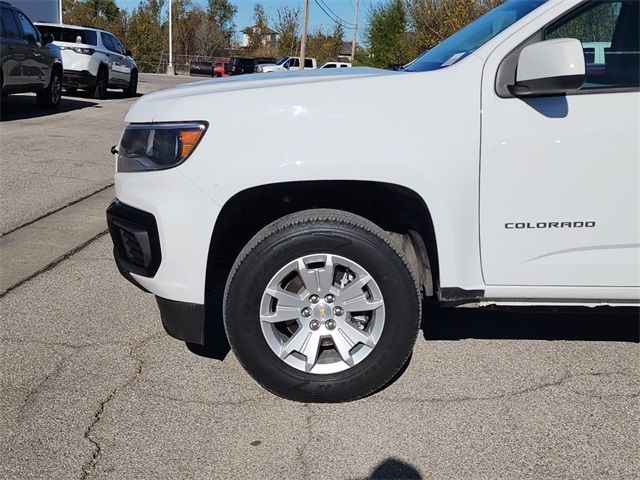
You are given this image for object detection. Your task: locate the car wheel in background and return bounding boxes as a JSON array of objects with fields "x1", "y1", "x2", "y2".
[
  {"x1": 224, "y1": 209, "x2": 421, "y2": 402},
  {"x1": 92, "y1": 67, "x2": 108, "y2": 99},
  {"x1": 36, "y1": 69, "x2": 62, "y2": 109},
  {"x1": 124, "y1": 69, "x2": 138, "y2": 97}
]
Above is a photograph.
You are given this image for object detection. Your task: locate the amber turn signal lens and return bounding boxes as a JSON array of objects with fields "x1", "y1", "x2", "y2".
[{"x1": 178, "y1": 129, "x2": 205, "y2": 160}]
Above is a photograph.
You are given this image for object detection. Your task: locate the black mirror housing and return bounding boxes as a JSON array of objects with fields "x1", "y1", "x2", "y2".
[
  {"x1": 42, "y1": 32, "x2": 54, "y2": 45},
  {"x1": 126, "y1": 49, "x2": 132, "y2": 57}
]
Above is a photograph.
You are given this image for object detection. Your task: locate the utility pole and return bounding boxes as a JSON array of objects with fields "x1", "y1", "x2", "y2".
[
  {"x1": 58, "y1": 0, "x2": 63, "y2": 23},
  {"x1": 351, "y1": 0, "x2": 360, "y2": 62},
  {"x1": 299, "y1": 0, "x2": 310, "y2": 71},
  {"x1": 167, "y1": 0, "x2": 174, "y2": 75}
]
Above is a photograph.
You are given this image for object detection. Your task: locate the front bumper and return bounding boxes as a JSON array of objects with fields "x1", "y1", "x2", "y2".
[
  {"x1": 63, "y1": 69, "x2": 96, "y2": 89},
  {"x1": 106, "y1": 199, "x2": 206, "y2": 344}
]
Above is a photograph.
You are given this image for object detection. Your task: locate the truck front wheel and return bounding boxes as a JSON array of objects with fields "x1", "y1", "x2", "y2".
[{"x1": 224, "y1": 209, "x2": 420, "y2": 402}]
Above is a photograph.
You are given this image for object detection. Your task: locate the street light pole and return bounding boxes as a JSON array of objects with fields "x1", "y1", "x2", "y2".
[
  {"x1": 299, "y1": 0, "x2": 309, "y2": 71},
  {"x1": 167, "y1": 0, "x2": 174, "y2": 75}
]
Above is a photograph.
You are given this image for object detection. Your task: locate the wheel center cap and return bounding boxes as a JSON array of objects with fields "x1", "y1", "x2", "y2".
[{"x1": 313, "y1": 302, "x2": 331, "y2": 320}]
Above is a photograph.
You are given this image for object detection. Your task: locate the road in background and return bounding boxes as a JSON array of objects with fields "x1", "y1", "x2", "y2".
[{"x1": 0, "y1": 74, "x2": 194, "y2": 234}]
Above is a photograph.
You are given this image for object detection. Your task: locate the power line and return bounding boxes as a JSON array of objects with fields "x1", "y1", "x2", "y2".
[
  {"x1": 318, "y1": 0, "x2": 356, "y2": 26},
  {"x1": 313, "y1": 0, "x2": 356, "y2": 30}
]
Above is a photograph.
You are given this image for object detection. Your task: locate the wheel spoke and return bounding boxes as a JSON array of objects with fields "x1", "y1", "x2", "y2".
[
  {"x1": 296, "y1": 255, "x2": 334, "y2": 294},
  {"x1": 338, "y1": 274, "x2": 372, "y2": 302},
  {"x1": 331, "y1": 329, "x2": 356, "y2": 367},
  {"x1": 279, "y1": 329, "x2": 311, "y2": 358},
  {"x1": 338, "y1": 322, "x2": 375, "y2": 348},
  {"x1": 260, "y1": 305, "x2": 299, "y2": 324},
  {"x1": 300, "y1": 333, "x2": 321, "y2": 372},
  {"x1": 342, "y1": 293, "x2": 384, "y2": 313},
  {"x1": 279, "y1": 329, "x2": 320, "y2": 372},
  {"x1": 265, "y1": 287, "x2": 306, "y2": 309}
]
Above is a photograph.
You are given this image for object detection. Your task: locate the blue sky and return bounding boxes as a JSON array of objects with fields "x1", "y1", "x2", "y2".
[{"x1": 114, "y1": 0, "x2": 381, "y2": 38}]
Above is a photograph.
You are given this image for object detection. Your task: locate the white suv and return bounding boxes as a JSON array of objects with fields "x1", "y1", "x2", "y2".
[{"x1": 34, "y1": 23, "x2": 138, "y2": 98}]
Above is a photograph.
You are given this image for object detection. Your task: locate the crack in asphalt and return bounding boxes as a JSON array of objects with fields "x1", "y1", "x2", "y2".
[
  {"x1": 0, "y1": 231, "x2": 109, "y2": 297},
  {"x1": 381, "y1": 370, "x2": 640, "y2": 404},
  {"x1": 295, "y1": 403, "x2": 313, "y2": 479},
  {"x1": 0, "y1": 183, "x2": 114, "y2": 237},
  {"x1": 80, "y1": 332, "x2": 163, "y2": 479}
]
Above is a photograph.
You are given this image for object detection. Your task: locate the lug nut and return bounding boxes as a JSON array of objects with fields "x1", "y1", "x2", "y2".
[
  {"x1": 301, "y1": 307, "x2": 312, "y2": 318},
  {"x1": 309, "y1": 320, "x2": 320, "y2": 330},
  {"x1": 325, "y1": 294, "x2": 335, "y2": 303},
  {"x1": 333, "y1": 306, "x2": 344, "y2": 317},
  {"x1": 309, "y1": 295, "x2": 320, "y2": 304},
  {"x1": 325, "y1": 319, "x2": 336, "y2": 330}
]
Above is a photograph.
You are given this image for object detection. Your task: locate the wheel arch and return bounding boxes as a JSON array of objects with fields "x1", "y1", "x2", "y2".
[{"x1": 205, "y1": 180, "x2": 440, "y2": 298}]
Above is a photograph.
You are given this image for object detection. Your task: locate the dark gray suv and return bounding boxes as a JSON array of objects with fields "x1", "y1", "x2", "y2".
[{"x1": 0, "y1": 1, "x2": 63, "y2": 109}]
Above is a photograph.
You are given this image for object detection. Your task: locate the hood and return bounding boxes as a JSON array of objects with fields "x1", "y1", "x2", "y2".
[{"x1": 125, "y1": 67, "x2": 397, "y2": 123}]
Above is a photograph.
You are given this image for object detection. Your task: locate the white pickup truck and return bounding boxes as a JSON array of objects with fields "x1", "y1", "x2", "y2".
[
  {"x1": 108, "y1": 0, "x2": 639, "y2": 402},
  {"x1": 255, "y1": 56, "x2": 317, "y2": 73}
]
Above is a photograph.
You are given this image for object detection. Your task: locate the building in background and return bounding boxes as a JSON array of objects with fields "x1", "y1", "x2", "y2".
[{"x1": 241, "y1": 24, "x2": 279, "y2": 48}]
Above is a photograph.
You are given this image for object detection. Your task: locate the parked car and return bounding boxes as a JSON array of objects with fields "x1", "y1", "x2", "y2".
[
  {"x1": 0, "y1": 1, "x2": 63, "y2": 109},
  {"x1": 108, "y1": 0, "x2": 640, "y2": 403},
  {"x1": 189, "y1": 60, "x2": 212, "y2": 76},
  {"x1": 255, "y1": 56, "x2": 317, "y2": 73},
  {"x1": 34, "y1": 22, "x2": 138, "y2": 98},
  {"x1": 228, "y1": 57, "x2": 275, "y2": 75},
  {"x1": 319, "y1": 61, "x2": 352, "y2": 69},
  {"x1": 213, "y1": 61, "x2": 228, "y2": 78}
]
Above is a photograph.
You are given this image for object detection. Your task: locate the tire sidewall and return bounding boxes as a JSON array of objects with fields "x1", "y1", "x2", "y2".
[{"x1": 225, "y1": 221, "x2": 419, "y2": 402}]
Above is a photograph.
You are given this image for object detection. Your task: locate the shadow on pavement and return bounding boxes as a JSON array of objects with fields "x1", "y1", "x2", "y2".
[
  {"x1": 0, "y1": 94, "x2": 99, "y2": 121},
  {"x1": 365, "y1": 458, "x2": 422, "y2": 479},
  {"x1": 421, "y1": 303, "x2": 639, "y2": 343}
]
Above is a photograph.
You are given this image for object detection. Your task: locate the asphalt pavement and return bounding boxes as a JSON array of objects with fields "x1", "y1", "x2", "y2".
[{"x1": 0, "y1": 74, "x2": 638, "y2": 480}]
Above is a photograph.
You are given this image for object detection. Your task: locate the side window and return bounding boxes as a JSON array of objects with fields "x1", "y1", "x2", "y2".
[
  {"x1": 545, "y1": 0, "x2": 639, "y2": 89},
  {"x1": 14, "y1": 11, "x2": 38, "y2": 41},
  {"x1": 289, "y1": 58, "x2": 299, "y2": 68},
  {"x1": 324, "y1": 64, "x2": 336, "y2": 68},
  {"x1": 1, "y1": 9, "x2": 20, "y2": 39},
  {"x1": 100, "y1": 32, "x2": 116, "y2": 52},
  {"x1": 304, "y1": 59, "x2": 314, "y2": 68},
  {"x1": 109, "y1": 34, "x2": 125, "y2": 55}
]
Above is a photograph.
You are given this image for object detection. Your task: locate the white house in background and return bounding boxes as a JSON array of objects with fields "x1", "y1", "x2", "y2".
[
  {"x1": 241, "y1": 25, "x2": 279, "y2": 48},
  {"x1": 10, "y1": 0, "x2": 61, "y2": 22}
]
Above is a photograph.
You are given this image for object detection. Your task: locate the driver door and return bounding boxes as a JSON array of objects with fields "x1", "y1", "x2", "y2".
[{"x1": 480, "y1": 0, "x2": 640, "y2": 289}]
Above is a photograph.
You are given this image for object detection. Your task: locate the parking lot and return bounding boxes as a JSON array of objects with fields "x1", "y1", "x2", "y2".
[{"x1": 1, "y1": 74, "x2": 639, "y2": 480}]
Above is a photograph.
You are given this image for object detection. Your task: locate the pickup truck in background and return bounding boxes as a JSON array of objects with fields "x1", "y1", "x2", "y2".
[
  {"x1": 255, "y1": 56, "x2": 317, "y2": 73},
  {"x1": 108, "y1": 0, "x2": 639, "y2": 403}
]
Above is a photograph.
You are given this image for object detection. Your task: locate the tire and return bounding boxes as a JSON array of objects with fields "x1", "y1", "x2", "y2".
[
  {"x1": 224, "y1": 209, "x2": 421, "y2": 402},
  {"x1": 36, "y1": 69, "x2": 62, "y2": 109},
  {"x1": 124, "y1": 69, "x2": 137, "y2": 97},
  {"x1": 92, "y1": 67, "x2": 108, "y2": 99}
]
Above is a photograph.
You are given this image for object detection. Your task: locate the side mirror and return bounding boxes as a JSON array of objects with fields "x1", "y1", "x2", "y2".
[
  {"x1": 125, "y1": 49, "x2": 132, "y2": 57},
  {"x1": 509, "y1": 38, "x2": 585, "y2": 97},
  {"x1": 42, "y1": 32, "x2": 54, "y2": 45}
]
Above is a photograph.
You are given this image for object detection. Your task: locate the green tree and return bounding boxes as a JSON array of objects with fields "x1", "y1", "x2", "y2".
[
  {"x1": 365, "y1": 0, "x2": 412, "y2": 68},
  {"x1": 275, "y1": 5, "x2": 300, "y2": 56},
  {"x1": 126, "y1": 0, "x2": 164, "y2": 71},
  {"x1": 207, "y1": 0, "x2": 237, "y2": 41}
]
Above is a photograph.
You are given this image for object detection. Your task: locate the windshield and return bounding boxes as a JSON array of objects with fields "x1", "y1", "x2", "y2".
[
  {"x1": 276, "y1": 57, "x2": 289, "y2": 65},
  {"x1": 405, "y1": 0, "x2": 547, "y2": 72}
]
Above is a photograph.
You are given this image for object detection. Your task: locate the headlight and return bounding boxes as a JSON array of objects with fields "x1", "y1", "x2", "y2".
[{"x1": 117, "y1": 122, "x2": 207, "y2": 172}]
